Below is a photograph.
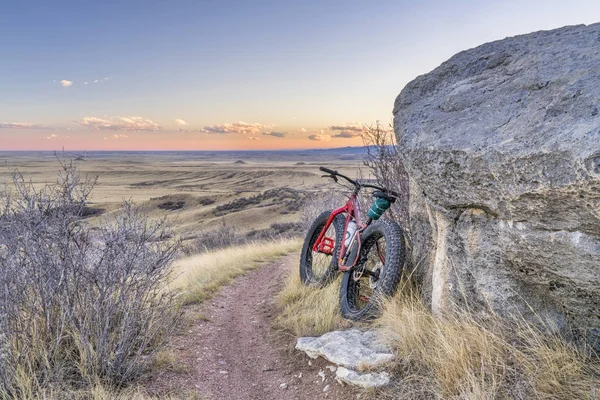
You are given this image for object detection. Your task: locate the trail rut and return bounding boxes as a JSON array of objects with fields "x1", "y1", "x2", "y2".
[{"x1": 148, "y1": 254, "x2": 360, "y2": 400}]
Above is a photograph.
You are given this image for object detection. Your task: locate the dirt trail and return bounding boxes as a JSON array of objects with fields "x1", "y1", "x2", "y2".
[{"x1": 148, "y1": 254, "x2": 360, "y2": 400}]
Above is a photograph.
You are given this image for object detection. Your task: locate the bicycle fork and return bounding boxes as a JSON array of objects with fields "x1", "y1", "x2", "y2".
[{"x1": 338, "y1": 216, "x2": 372, "y2": 272}]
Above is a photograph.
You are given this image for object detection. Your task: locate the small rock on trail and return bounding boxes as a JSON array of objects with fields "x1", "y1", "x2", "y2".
[{"x1": 296, "y1": 329, "x2": 394, "y2": 388}]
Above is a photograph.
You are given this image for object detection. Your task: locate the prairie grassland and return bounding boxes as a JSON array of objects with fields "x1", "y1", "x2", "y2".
[
  {"x1": 0, "y1": 152, "x2": 361, "y2": 239},
  {"x1": 171, "y1": 238, "x2": 301, "y2": 305},
  {"x1": 0, "y1": 151, "x2": 360, "y2": 398}
]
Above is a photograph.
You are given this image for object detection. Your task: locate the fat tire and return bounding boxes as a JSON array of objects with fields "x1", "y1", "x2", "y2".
[
  {"x1": 340, "y1": 219, "x2": 406, "y2": 321},
  {"x1": 299, "y1": 210, "x2": 344, "y2": 287}
]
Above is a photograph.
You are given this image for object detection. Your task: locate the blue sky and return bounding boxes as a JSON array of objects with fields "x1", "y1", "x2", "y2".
[{"x1": 1, "y1": 0, "x2": 599, "y2": 150}]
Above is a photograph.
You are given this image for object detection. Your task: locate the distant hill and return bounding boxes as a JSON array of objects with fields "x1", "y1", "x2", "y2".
[{"x1": 0, "y1": 146, "x2": 379, "y2": 163}]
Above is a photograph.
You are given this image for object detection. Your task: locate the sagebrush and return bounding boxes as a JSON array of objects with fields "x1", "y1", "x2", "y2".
[
  {"x1": 362, "y1": 121, "x2": 409, "y2": 227},
  {"x1": 0, "y1": 160, "x2": 180, "y2": 396}
]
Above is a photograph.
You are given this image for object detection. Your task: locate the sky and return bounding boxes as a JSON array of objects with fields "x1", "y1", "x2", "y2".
[{"x1": 1, "y1": 0, "x2": 599, "y2": 151}]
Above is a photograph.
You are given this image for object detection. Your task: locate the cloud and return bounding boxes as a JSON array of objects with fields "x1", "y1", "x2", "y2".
[
  {"x1": 308, "y1": 134, "x2": 331, "y2": 142},
  {"x1": 262, "y1": 131, "x2": 286, "y2": 138},
  {"x1": 0, "y1": 122, "x2": 50, "y2": 129},
  {"x1": 60, "y1": 80, "x2": 73, "y2": 87},
  {"x1": 332, "y1": 130, "x2": 362, "y2": 138},
  {"x1": 77, "y1": 116, "x2": 160, "y2": 131},
  {"x1": 92, "y1": 77, "x2": 109, "y2": 84},
  {"x1": 329, "y1": 124, "x2": 364, "y2": 132},
  {"x1": 199, "y1": 121, "x2": 273, "y2": 135},
  {"x1": 299, "y1": 128, "x2": 307, "y2": 133},
  {"x1": 43, "y1": 133, "x2": 69, "y2": 140},
  {"x1": 175, "y1": 119, "x2": 187, "y2": 126},
  {"x1": 178, "y1": 128, "x2": 189, "y2": 132},
  {"x1": 113, "y1": 134, "x2": 128, "y2": 139},
  {"x1": 247, "y1": 137, "x2": 262, "y2": 140}
]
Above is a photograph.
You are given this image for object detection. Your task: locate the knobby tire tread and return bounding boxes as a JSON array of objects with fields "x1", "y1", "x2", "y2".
[
  {"x1": 299, "y1": 210, "x2": 344, "y2": 287},
  {"x1": 340, "y1": 219, "x2": 406, "y2": 321}
]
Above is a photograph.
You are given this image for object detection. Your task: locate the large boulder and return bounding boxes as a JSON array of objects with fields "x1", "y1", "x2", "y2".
[{"x1": 393, "y1": 23, "x2": 600, "y2": 347}]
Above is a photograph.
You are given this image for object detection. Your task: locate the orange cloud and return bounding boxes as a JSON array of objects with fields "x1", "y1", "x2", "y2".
[
  {"x1": 329, "y1": 123, "x2": 365, "y2": 138},
  {"x1": 329, "y1": 124, "x2": 364, "y2": 132},
  {"x1": 199, "y1": 121, "x2": 273, "y2": 134},
  {"x1": 262, "y1": 131, "x2": 286, "y2": 138},
  {"x1": 332, "y1": 130, "x2": 362, "y2": 138},
  {"x1": 308, "y1": 134, "x2": 331, "y2": 142},
  {"x1": 77, "y1": 116, "x2": 160, "y2": 131}
]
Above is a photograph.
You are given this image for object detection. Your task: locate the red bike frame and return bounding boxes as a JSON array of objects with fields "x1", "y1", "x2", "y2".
[{"x1": 312, "y1": 191, "x2": 367, "y2": 272}]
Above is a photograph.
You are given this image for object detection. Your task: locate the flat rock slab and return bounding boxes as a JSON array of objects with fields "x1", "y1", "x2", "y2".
[
  {"x1": 335, "y1": 366, "x2": 390, "y2": 388},
  {"x1": 296, "y1": 329, "x2": 394, "y2": 371}
]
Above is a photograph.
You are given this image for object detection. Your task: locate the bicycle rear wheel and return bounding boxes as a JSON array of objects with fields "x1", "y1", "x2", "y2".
[
  {"x1": 339, "y1": 219, "x2": 406, "y2": 321},
  {"x1": 299, "y1": 210, "x2": 344, "y2": 287}
]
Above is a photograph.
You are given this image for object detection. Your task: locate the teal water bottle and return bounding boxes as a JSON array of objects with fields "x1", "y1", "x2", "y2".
[{"x1": 367, "y1": 198, "x2": 391, "y2": 220}]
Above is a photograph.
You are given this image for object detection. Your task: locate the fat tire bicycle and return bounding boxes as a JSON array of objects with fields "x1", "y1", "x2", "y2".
[{"x1": 300, "y1": 167, "x2": 407, "y2": 321}]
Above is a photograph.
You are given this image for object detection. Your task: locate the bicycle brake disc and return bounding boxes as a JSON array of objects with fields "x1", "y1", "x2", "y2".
[
  {"x1": 352, "y1": 267, "x2": 364, "y2": 281},
  {"x1": 369, "y1": 262, "x2": 383, "y2": 289}
]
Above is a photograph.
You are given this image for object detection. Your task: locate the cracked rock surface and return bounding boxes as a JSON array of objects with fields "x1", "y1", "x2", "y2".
[
  {"x1": 393, "y1": 23, "x2": 600, "y2": 348},
  {"x1": 296, "y1": 329, "x2": 393, "y2": 388}
]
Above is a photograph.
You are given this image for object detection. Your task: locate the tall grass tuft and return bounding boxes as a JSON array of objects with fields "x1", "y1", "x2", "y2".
[
  {"x1": 376, "y1": 280, "x2": 600, "y2": 399},
  {"x1": 274, "y1": 269, "x2": 349, "y2": 337}
]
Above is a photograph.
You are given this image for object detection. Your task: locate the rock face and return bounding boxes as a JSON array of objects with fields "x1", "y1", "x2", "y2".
[
  {"x1": 335, "y1": 367, "x2": 390, "y2": 388},
  {"x1": 296, "y1": 329, "x2": 393, "y2": 388},
  {"x1": 393, "y1": 23, "x2": 600, "y2": 346}
]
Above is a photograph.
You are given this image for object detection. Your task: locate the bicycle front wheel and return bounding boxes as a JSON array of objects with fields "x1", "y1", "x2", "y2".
[
  {"x1": 299, "y1": 210, "x2": 344, "y2": 287},
  {"x1": 339, "y1": 219, "x2": 406, "y2": 321}
]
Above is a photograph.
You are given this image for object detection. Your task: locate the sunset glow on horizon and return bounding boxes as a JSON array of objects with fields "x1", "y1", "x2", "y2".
[{"x1": 2, "y1": 0, "x2": 599, "y2": 151}]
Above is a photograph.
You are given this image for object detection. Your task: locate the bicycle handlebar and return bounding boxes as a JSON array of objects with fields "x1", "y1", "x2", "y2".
[
  {"x1": 318, "y1": 166, "x2": 401, "y2": 198},
  {"x1": 319, "y1": 166, "x2": 357, "y2": 186},
  {"x1": 318, "y1": 166, "x2": 337, "y2": 175}
]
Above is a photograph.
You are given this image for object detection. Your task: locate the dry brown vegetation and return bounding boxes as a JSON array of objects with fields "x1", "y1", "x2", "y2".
[
  {"x1": 171, "y1": 238, "x2": 301, "y2": 305},
  {"x1": 275, "y1": 269, "x2": 349, "y2": 337},
  {"x1": 0, "y1": 152, "x2": 361, "y2": 241},
  {"x1": 0, "y1": 151, "x2": 362, "y2": 398},
  {"x1": 274, "y1": 267, "x2": 599, "y2": 399},
  {"x1": 0, "y1": 161, "x2": 182, "y2": 398},
  {"x1": 376, "y1": 281, "x2": 600, "y2": 399}
]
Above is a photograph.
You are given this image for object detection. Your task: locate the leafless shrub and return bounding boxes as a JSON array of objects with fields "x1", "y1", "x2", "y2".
[
  {"x1": 246, "y1": 222, "x2": 302, "y2": 241},
  {"x1": 184, "y1": 219, "x2": 303, "y2": 256},
  {"x1": 184, "y1": 219, "x2": 240, "y2": 254},
  {"x1": 299, "y1": 188, "x2": 347, "y2": 232},
  {"x1": 362, "y1": 121, "x2": 409, "y2": 227},
  {"x1": 0, "y1": 160, "x2": 180, "y2": 396},
  {"x1": 214, "y1": 187, "x2": 305, "y2": 216}
]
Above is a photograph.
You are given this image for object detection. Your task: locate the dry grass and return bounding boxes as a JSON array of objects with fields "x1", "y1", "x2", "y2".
[
  {"x1": 0, "y1": 154, "x2": 362, "y2": 238},
  {"x1": 274, "y1": 267, "x2": 350, "y2": 336},
  {"x1": 30, "y1": 384, "x2": 202, "y2": 400},
  {"x1": 171, "y1": 238, "x2": 301, "y2": 305},
  {"x1": 376, "y1": 281, "x2": 600, "y2": 399}
]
